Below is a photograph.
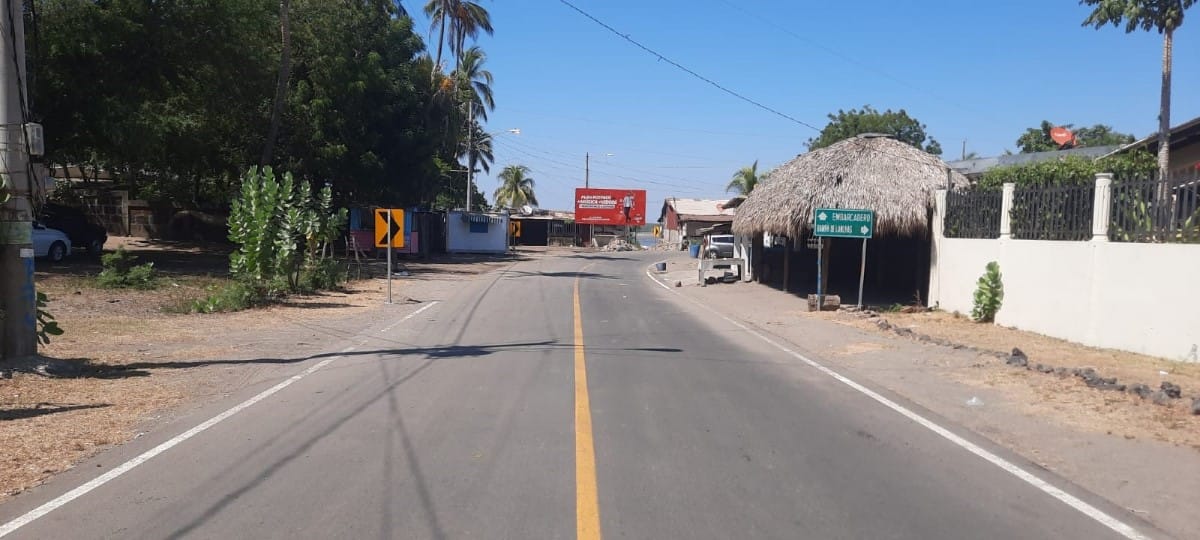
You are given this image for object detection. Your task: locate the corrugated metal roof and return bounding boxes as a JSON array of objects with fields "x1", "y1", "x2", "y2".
[
  {"x1": 664, "y1": 198, "x2": 736, "y2": 218},
  {"x1": 947, "y1": 145, "x2": 1121, "y2": 176}
]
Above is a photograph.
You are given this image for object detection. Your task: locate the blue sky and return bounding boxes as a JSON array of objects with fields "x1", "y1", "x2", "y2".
[{"x1": 405, "y1": 0, "x2": 1200, "y2": 212}]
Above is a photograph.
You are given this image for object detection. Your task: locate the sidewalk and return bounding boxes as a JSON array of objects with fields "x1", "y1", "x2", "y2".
[{"x1": 649, "y1": 253, "x2": 1199, "y2": 540}]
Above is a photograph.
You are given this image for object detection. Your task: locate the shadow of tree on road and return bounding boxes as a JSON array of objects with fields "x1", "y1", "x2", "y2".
[{"x1": 0, "y1": 403, "x2": 110, "y2": 421}]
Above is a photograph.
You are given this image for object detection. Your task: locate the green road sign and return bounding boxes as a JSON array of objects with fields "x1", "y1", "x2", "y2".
[{"x1": 813, "y1": 208, "x2": 874, "y2": 238}]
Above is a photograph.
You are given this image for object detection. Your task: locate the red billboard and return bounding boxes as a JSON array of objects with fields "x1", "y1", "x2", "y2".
[{"x1": 575, "y1": 188, "x2": 647, "y2": 226}]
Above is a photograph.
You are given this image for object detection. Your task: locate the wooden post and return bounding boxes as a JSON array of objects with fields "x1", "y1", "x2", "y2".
[
  {"x1": 783, "y1": 237, "x2": 791, "y2": 292},
  {"x1": 820, "y1": 237, "x2": 832, "y2": 298}
]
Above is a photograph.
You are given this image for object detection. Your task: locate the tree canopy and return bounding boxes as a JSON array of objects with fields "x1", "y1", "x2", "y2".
[
  {"x1": 31, "y1": 0, "x2": 493, "y2": 210},
  {"x1": 807, "y1": 106, "x2": 942, "y2": 155},
  {"x1": 1014, "y1": 121, "x2": 1135, "y2": 153}
]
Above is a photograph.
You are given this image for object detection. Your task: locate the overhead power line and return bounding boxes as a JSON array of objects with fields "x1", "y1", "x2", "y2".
[{"x1": 557, "y1": 0, "x2": 823, "y2": 133}]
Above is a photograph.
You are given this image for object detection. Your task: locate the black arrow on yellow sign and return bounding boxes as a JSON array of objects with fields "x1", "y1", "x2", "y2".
[{"x1": 374, "y1": 208, "x2": 405, "y2": 248}]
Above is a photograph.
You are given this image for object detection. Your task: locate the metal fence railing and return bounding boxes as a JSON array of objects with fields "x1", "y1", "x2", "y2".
[
  {"x1": 944, "y1": 188, "x2": 1002, "y2": 239},
  {"x1": 1011, "y1": 184, "x2": 1095, "y2": 241},
  {"x1": 1110, "y1": 172, "x2": 1200, "y2": 243}
]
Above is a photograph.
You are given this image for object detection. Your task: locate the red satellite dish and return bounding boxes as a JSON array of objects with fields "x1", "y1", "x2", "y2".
[{"x1": 1049, "y1": 127, "x2": 1076, "y2": 148}]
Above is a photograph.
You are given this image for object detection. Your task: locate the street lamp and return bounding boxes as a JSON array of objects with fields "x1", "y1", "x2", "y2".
[{"x1": 462, "y1": 116, "x2": 520, "y2": 211}]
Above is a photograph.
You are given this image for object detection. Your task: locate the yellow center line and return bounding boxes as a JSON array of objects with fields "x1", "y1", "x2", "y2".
[{"x1": 574, "y1": 278, "x2": 602, "y2": 540}]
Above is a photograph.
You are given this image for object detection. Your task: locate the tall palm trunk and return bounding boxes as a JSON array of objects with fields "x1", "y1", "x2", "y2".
[
  {"x1": 260, "y1": 0, "x2": 292, "y2": 168},
  {"x1": 434, "y1": 17, "x2": 447, "y2": 70},
  {"x1": 1156, "y1": 28, "x2": 1174, "y2": 231}
]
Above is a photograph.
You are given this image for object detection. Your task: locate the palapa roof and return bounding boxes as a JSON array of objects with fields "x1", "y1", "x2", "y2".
[{"x1": 733, "y1": 134, "x2": 969, "y2": 238}]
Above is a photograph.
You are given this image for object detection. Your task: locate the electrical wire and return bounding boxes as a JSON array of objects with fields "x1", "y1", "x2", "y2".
[
  {"x1": 555, "y1": 0, "x2": 957, "y2": 175},
  {"x1": 491, "y1": 138, "x2": 709, "y2": 193},
  {"x1": 4, "y1": 1, "x2": 41, "y2": 208},
  {"x1": 714, "y1": 0, "x2": 989, "y2": 121},
  {"x1": 495, "y1": 134, "x2": 712, "y2": 187},
  {"x1": 557, "y1": 0, "x2": 823, "y2": 133}
]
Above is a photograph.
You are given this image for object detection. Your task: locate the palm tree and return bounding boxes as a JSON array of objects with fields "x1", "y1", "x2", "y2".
[
  {"x1": 423, "y1": 0, "x2": 455, "y2": 71},
  {"x1": 424, "y1": 0, "x2": 493, "y2": 72},
  {"x1": 463, "y1": 122, "x2": 494, "y2": 175},
  {"x1": 494, "y1": 165, "x2": 538, "y2": 209},
  {"x1": 726, "y1": 160, "x2": 761, "y2": 195},
  {"x1": 449, "y1": 1, "x2": 493, "y2": 68},
  {"x1": 455, "y1": 45, "x2": 495, "y2": 120},
  {"x1": 1082, "y1": 0, "x2": 1194, "y2": 182}
]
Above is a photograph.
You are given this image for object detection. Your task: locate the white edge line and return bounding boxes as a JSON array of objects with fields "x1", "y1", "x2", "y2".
[
  {"x1": 0, "y1": 303, "x2": 442, "y2": 538},
  {"x1": 380, "y1": 301, "x2": 440, "y2": 333},
  {"x1": 643, "y1": 267, "x2": 1149, "y2": 540}
]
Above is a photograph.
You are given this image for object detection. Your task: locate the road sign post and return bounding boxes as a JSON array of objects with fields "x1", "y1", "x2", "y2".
[
  {"x1": 375, "y1": 208, "x2": 406, "y2": 305},
  {"x1": 813, "y1": 208, "x2": 874, "y2": 309},
  {"x1": 386, "y1": 211, "x2": 392, "y2": 304}
]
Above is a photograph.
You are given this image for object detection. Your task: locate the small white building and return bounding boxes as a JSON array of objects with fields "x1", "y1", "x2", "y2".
[
  {"x1": 446, "y1": 211, "x2": 510, "y2": 254},
  {"x1": 657, "y1": 198, "x2": 737, "y2": 247}
]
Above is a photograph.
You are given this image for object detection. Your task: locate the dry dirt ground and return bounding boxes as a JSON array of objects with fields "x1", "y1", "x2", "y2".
[
  {"x1": 658, "y1": 256, "x2": 1200, "y2": 450},
  {"x1": 0, "y1": 237, "x2": 521, "y2": 501},
  {"x1": 822, "y1": 309, "x2": 1200, "y2": 450}
]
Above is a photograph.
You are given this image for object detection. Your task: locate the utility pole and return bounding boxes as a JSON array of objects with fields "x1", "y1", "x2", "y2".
[
  {"x1": 0, "y1": 0, "x2": 35, "y2": 360},
  {"x1": 465, "y1": 100, "x2": 473, "y2": 211},
  {"x1": 585, "y1": 152, "x2": 589, "y2": 188}
]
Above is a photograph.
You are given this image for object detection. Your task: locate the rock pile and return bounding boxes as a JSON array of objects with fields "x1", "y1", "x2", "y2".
[
  {"x1": 601, "y1": 239, "x2": 639, "y2": 252},
  {"x1": 860, "y1": 311, "x2": 1199, "y2": 414}
]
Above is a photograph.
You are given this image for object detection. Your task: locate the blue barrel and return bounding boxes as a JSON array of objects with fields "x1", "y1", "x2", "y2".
[{"x1": 689, "y1": 243, "x2": 701, "y2": 258}]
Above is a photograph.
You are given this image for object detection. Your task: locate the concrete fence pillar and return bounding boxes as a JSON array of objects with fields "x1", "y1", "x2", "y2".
[
  {"x1": 999, "y1": 183, "x2": 1015, "y2": 239},
  {"x1": 1092, "y1": 173, "x2": 1113, "y2": 242},
  {"x1": 929, "y1": 189, "x2": 948, "y2": 306}
]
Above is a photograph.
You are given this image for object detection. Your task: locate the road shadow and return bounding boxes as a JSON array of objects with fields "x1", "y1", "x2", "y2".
[
  {"x1": 564, "y1": 254, "x2": 638, "y2": 261},
  {"x1": 35, "y1": 239, "x2": 233, "y2": 279},
  {"x1": 53, "y1": 340, "x2": 683, "y2": 379},
  {"x1": 501, "y1": 270, "x2": 617, "y2": 280},
  {"x1": 0, "y1": 403, "x2": 110, "y2": 421},
  {"x1": 283, "y1": 302, "x2": 359, "y2": 310}
]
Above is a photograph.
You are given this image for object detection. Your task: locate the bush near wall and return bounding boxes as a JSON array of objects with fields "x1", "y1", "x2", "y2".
[{"x1": 977, "y1": 151, "x2": 1157, "y2": 188}]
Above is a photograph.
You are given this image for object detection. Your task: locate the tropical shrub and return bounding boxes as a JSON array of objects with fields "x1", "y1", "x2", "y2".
[
  {"x1": 971, "y1": 261, "x2": 1004, "y2": 323},
  {"x1": 97, "y1": 247, "x2": 157, "y2": 289},
  {"x1": 226, "y1": 167, "x2": 347, "y2": 306}
]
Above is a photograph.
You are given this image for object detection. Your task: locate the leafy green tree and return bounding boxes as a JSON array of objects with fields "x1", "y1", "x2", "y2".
[
  {"x1": 726, "y1": 160, "x2": 761, "y2": 195},
  {"x1": 807, "y1": 105, "x2": 942, "y2": 155},
  {"x1": 33, "y1": 0, "x2": 478, "y2": 211},
  {"x1": 494, "y1": 165, "x2": 538, "y2": 209},
  {"x1": 1081, "y1": 0, "x2": 1195, "y2": 181},
  {"x1": 1015, "y1": 120, "x2": 1135, "y2": 152},
  {"x1": 261, "y1": 0, "x2": 292, "y2": 167}
]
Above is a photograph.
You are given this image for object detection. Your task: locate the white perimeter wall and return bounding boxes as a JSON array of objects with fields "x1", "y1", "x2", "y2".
[
  {"x1": 447, "y1": 212, "x2": 509, "y2": 253},
  {"x1": 930, "y1": 237, "x2": 1200, "y2": 362}
]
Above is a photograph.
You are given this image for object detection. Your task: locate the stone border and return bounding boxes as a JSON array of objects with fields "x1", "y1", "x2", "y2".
[{"x1": 859, "y1": 311, "x2": 1200, "y2": 415}]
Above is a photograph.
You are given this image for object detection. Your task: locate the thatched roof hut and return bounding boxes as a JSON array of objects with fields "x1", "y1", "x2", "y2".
[{"x1": 733, "y1": 134, "x2": 969, "y2": 238}]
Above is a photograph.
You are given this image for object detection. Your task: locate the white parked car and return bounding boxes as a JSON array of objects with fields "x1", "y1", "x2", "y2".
[{"x1": 32, "y1": 222, "x2": 72, "y2": 262}]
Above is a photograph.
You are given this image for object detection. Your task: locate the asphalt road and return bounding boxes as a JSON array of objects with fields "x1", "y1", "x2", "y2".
[{"x1": 0, "y1": 251, "x2": 1161, "y2": 539}]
